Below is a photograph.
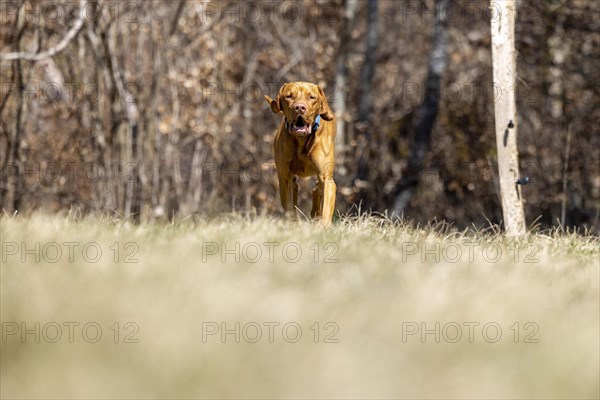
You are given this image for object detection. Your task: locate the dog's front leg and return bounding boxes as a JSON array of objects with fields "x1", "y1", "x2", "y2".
[
  {"x1": 321, "y1": 178, "x2": 336, "y2": 225},
  {"x1": 292, "y1": 177, "x2": 299, "y2": 211},
  {"x1": 278, "y1": 175, "x2": 295, "y2": 217},
  {"x1": 311, "y1": 180, "x2": 324, "y2": 218}
]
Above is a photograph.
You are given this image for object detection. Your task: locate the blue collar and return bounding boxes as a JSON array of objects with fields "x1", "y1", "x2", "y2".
[{"x1": 285, "y1": 115, "x2": 322, "y2": 135}]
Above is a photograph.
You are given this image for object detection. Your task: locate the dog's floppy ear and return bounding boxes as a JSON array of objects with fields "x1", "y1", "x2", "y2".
[
  {"x1": 264, "y1": 83, "x2": 288, "y2": 114},
  {"x1": 264, "y1": 95, "x2": 280, "y2": 113},
  {"x1": 317, "y1": 86, "x2": 334, "y2": 121}
]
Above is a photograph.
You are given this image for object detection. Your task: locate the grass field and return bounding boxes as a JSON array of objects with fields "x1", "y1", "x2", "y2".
[{"x1": 1, "y1": 213, "x2": 599, "y2": 399}]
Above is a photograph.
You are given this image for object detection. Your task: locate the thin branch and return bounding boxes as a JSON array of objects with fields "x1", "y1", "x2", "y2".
[
  {"x1": 561, "y1": 124, "x2": 572, "y2": 226},
  {"x1": 0, "y1": 0, "x2": 87, "y2": 62}
]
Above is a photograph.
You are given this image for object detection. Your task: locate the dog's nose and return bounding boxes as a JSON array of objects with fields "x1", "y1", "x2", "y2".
[{"x1": 294, "y1": 103, "x2": 307, "y2": 114}]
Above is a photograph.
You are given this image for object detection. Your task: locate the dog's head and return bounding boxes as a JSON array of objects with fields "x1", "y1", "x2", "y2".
[{"x1": 264, "y1": 82, "x2": 334, "y2": 136}]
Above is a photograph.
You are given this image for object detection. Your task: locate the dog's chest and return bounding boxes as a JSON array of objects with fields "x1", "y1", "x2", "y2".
[{"x1": 289, "y1": 145, "x2": 318, "y2": 177}]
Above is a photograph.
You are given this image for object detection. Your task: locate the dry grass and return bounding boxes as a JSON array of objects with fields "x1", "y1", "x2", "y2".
[{"x1": 1, "y1": 213, "x2": 599, "y2": 399}]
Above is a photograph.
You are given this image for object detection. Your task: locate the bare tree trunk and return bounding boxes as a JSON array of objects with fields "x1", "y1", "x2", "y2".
[
  {"x1": 6, "y1": 59, "x2": 24, "y2": 213},
  {"x1": 150, "y1": 27, "x2": 163, "y2": 218},
  {"x1": 490, "y1": 0, "x2": 526, "y2": 236},
  {"x1": 390, "y1": 0, "x2": 450, "y2": 217},
  {"x1": 106, "y1": 23, "x2": 141, "y2": 220},
  {"x1": 354, "y1": 0, "x2": 378, "y2": 205},
  {"x1": 357, "y1": 0, "x2": 378, "y2": 124},
  {"x1": 2, "y1": 3, "x2": 28, "y2": 213},
  {"x1": 86, "y1": 23, "x2": 118, "y2": 214},
  {"x1": 334, "y1": 0, "x2": 357, "y2": 176},
  {"x1": 160, "y1": 68, "x2": 180, "y2": 219}
]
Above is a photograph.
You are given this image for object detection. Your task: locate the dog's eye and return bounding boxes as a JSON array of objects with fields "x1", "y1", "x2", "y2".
[
  {"x1": 285, "y1": 93, "x2": 293, "y2": 99},
  {"x1": 309, "y1": 95, "x2": 316, "y2": 100}
]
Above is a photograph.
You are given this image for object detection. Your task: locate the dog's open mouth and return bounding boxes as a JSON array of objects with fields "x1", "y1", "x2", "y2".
[{"x1": 287, "y1": 116, "x2": 311, "y2": 136}]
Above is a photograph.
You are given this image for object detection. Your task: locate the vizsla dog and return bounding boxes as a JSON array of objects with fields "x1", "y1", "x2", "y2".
[{"x1": 265, "y1": 82, "x2": 336, "y2": 224}]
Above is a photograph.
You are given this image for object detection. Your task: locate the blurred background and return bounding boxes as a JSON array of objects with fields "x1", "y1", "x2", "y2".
[{"x1": 1, "y1": 0, "x2": 598, "y2": 231}]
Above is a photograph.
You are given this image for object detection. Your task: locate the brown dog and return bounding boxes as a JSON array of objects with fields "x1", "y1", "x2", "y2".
[{"x1": 265, "y1": 82, "x2": 336, "y2": 224}]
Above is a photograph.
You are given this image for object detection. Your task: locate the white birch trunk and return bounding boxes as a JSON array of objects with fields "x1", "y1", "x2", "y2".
[{"x1": 491, "y1": 0, "x2": 526, "y2": 236}]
